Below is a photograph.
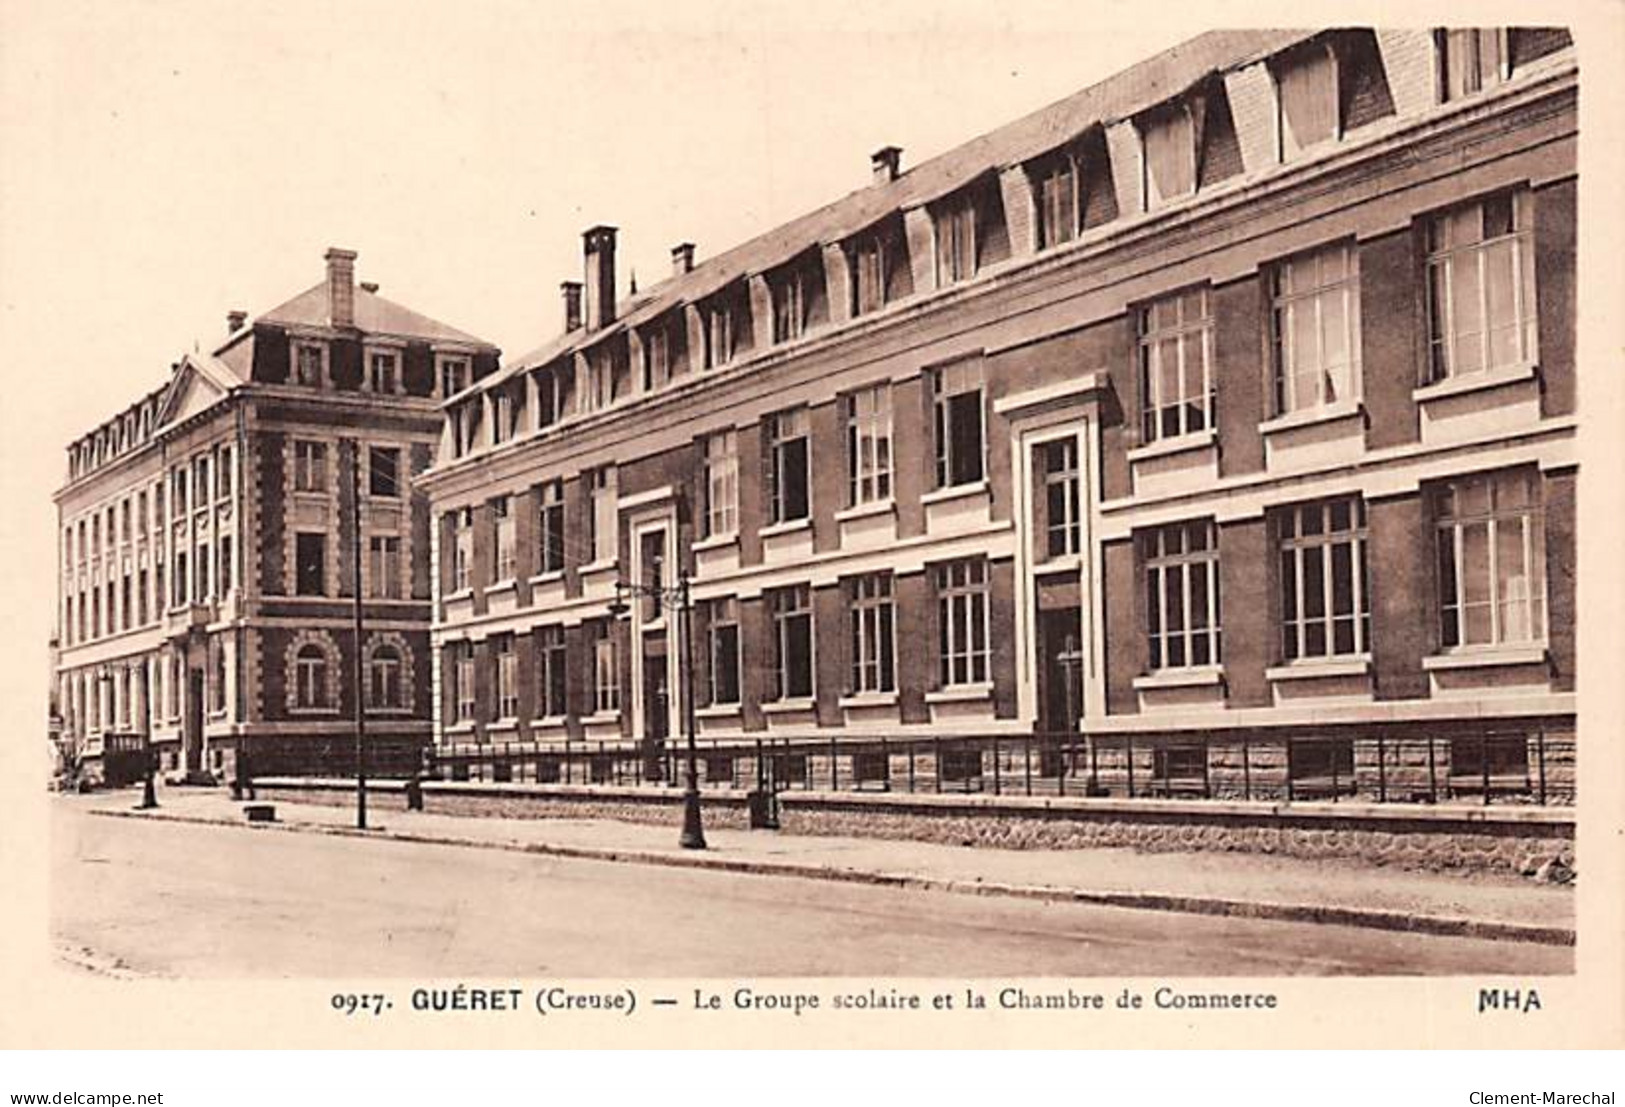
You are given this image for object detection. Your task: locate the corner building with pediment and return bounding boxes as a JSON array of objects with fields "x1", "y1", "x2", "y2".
[
  {"x1": 52, "y1": 250, "x2": 499, "y2": 783},
  {"x1": 423, "y1": 28, "x2": 1579, "y2": 805}
]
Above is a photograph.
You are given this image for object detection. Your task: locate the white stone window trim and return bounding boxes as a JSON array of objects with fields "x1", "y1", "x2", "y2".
[
  {"x1": 920, "y1": 479, "x2": 990, "y2": 508},
  {"x1": 834, "y1": 498, "x2": 897, "y2": 524},
  {"x1": 924, "y1": 682, "x2": 993, "y2": 704},
  {"x1": 1265, "y1": 655, "x2": 1371, "y2": 682},
  {"x1": 758, "y1": 517, "x2": 813, "y2": 541},
  {"x1": 285, "y1": 629, "x2": 342, "y2": 715},
  {"x1": 838, "y1": 689, "x2": 900, "y2": 709},
  {"x1": 1126, "y1": 426, "x2": 1217, "y2": 465},
  {"x1": 696, "y1": 703, "x2": 744, "y2": 720},
  {"x1": 289, "y1": 338, "x2": 330, "y2": 389},
  {"x1": 762, "y1": 697, "x2": 817, "y2": 715},
  {"x1": 1412, "y1": 361, "x2": 1539, "y2": 405},
  {"x1": 364, "y1": 630, "x2": 416, "y2": 713},
  {"x1": 1259, "y1": 398, "x2": 1366, "y2": 437},
  {"x1": 692, "y1": 531, "x2": 740, "y2": 554},
  {"x1": 1133, "y1": 665, "x2": 1225, "y2": 691},
  {"x1": 1421, "y1": 644, "x2": 1549, "y2": 671},
  {"x1": 364, "y1": 342, "x2": 405, "y2": 396}
]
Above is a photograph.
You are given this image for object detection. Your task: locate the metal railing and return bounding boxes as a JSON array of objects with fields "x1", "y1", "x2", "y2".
[{"x1": 418, "y1": 726, "x2": 1574, "y2": 806}]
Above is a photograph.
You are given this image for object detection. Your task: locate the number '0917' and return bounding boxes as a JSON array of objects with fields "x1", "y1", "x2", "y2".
[{"x1": 332, "y1": 993, "x2": 391, "y2": 1017}]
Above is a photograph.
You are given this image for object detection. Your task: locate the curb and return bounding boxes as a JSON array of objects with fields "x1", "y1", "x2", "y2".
[{"x1": 88, "y1": 807, "x2": 1576, "y2": 948}]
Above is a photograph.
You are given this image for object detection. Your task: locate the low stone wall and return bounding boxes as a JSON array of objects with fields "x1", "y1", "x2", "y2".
[{"x1": 253, "y1": 779, "x2": 1575, "y2": 880}]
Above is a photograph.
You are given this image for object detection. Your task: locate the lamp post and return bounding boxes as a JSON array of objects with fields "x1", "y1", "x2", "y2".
[
  {"x1": 349, "y1": 440, "x2": 368, "y2": 831},
  {"x1": 137, "y1": 660, "x2": 157, "y2": 808},
  {"x1": 607, "y1": 564, "x2": 705, "y2": 851}
]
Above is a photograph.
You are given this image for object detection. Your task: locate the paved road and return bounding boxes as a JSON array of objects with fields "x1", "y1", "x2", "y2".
[{"x1": 51, "y1": 801, "x2": 1569, "y2": 978}]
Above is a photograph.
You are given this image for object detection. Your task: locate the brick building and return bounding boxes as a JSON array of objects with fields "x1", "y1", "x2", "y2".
[
  {"x1": 422, "y1": 28, "x2": 1578, "y2": 802},
  {"x1": 53, "y1": 250, "x2": 499, "y2": 783}
]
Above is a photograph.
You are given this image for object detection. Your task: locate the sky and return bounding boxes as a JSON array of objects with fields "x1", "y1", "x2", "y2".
[
  {"x1": 1, "y1": 0, "x2": 1615, "y2": 710},
  {"x1": 0, "y1": 0, "x2": 1200, "y2": 688}
]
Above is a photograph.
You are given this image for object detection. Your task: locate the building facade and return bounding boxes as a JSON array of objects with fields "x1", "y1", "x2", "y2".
[
  {"x1": 53, "y1": 250, "x2": 498, "y2": 783},
  {"x1": 422, "y1": 28, "x2": 1577, "y2": 802}
]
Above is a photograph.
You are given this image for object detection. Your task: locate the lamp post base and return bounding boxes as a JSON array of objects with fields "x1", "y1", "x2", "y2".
[
  {"x1": 679, "y1": 787, "x2": 707, "y2": 850},
  {"x1": 139, "y1": 773, "x2": 158, "y2": 810}
]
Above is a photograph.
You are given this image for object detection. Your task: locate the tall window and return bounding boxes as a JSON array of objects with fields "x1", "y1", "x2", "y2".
[
  {"x1": 1271, "y1": 242, "x2": 1359, "y2": 414},
  {"x1": 770, "y1": 585, "x2": 814, "y2": 700},
  {"x1": 294, "y1": 644, "x2": 328, "y2": 709},
  {"x1": 1279, "y1": 498, "x2": 1370, "y2": 661},
  {"x1": 494, "y1": 635, "x2": 518, "y2": 719},
  {"x1": 934, "y1": 192, "x2": 977, "y2": 285},
  {"x1": 1143, "y1": 520, "x2": 1221, "y2": 670},
  {"x1": 369, "y1": 446, "x2": 400, "y2": 498},
  {"x1": 218, "y1": 536, "x2": 233, "y2": 595},
  {"x1": 493, "y1": 496, "x2": 516, "y2": 582},
  {"x1": 206, "y1": 638, "x2": 226, "y2": 713},
  {"x1": 704, "y1": 598, "x2": 741, "y2": 706},
  {"x1": 1138, "y1": 287, "x2": 1213, "y2": 443},
  {"x1": 293, "y1": 441, "x2": 327, "y2": 493},
  {"x1": 932, "y1": 360, "x2": 985, "y2": 488},
  {"x1": 537, "y1": 627, "x2": 567, "y2": 718},
  {"x1": 1436, "y1": 469, "x2": 1546, "y2": 648},
  {"x1": 935, "y1": 558, "x2": 990, "y2": 687},
  {"x1": 703, "y1": 431, "x2": 739, "y2": 538},
  {"x1": 768, "y1": 409, "x2": 811, "y2": 524},
  {"x1": 1440, "y1": 29, "x2": 1507, "y2": 100},
  {"x1": 1032, "y1": 151, "x2": 1078, "y2": 249},
  {"x1": 295, "y1": 533, "x2": 325, "y2": 596},
  {"x1": 451, "y1": 510, "x2": 472, "y2": 592},
  {"x1": 849, "y1": 574, "x2": 896, "y2": 694},
  {"x1": 845, "y1": 384, "x2": 893, "y2": 506},
  {"x1": 295, "y1": 343, "x2": 324, "y2": 386},
  {"x1": 369, "y1": 351, "x2": 398, "y2": 393},
  {"x1": 368, "y1": 643, "x2": 403, "y2": 709},
  {"x1": 1042, "y1": 439, "x2": 1082, "y2": 559},
  {"x1": 453, "y1": 642, "x2": 475, "y2": 722},
  {"x1": 1425, "y1": 191, "x2": 1536, "y2": 383},
  {"x1": 369, "y1": 535, "x2": 401, "y2": 599},
  {"x1": 588, "y1": 467, "x2": 616, "y2": 564},
  {"x1": 593, "y1": 624, "x2": 620, "y2": 713},
  {"x1": 538, "y1": 480, "x2": 566, "y2": 573}
]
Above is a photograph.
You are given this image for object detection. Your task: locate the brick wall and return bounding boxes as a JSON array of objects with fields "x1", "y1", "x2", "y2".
[
  {"x1": 1536, "y1": 176, "x2": 1577, "y2": 418},
  {"x1": 1369, "y1": 493, "x2": 1432, "y2": 701},
  {"x1": 1360, "y1": 227, "x2": 1423, "y2": 450}
]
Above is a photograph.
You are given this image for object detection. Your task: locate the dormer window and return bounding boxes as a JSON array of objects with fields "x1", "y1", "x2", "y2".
[
  {"x1": 1030, "y1": 149, "x2": 1079, "y2": 250},
  {"x1": 702, "y1": 293, "x2": 738, "y2": 369},
  {"x1": 847, "y1": 214, "x2": 910, "y2": 317},
  {"x1": 1271, "y1": 32, "x2": 1394, "y2": 161},
  {"x1": 439, "y1": 355, "x2": 470, "y2": 398},
  {"x1": 934, "y1": 192, "x2": 977, "y2": 285},
  {"x1": 768, "y1": 251, "x2": 826, "y2": 344},
  {"x1": 642, "y1": 321, "x2": 671, "y2": 391},
  {"x1": 1139, "y1": 104, "x2": 1195, "y2": 211},
  {"x1": 294, "y1": 342, "x2": 326, "y2": 387},
  {"x1": 1439, "y1": 29, "x2": 1507, "y2": 100},
  {"x1": 369, "y1": 350, "x2": 399, "y2": 393}
]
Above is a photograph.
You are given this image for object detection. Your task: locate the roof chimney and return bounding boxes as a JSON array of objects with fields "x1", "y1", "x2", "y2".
[
  {"x1": 671, "y1": 242, "x2": 696, "y2": 276},
  {"x1": 324, "y1": 247, "x2": 358, "y2": 328},
  {"x1": 226, "y1": 310, "x2": 247, "y2": 335},
  {"x1": 871, "y1": 146, "x2": 903, "y2": 184},
  {"x1": 582, "y1": 225, "x2": 617, "y2": 331},
  {"x1": 561, "y1": 281, "x2": 584, "y2": 332},
  {"x1": 359, "y1": 281, "x2": 380, "y2": 294}
]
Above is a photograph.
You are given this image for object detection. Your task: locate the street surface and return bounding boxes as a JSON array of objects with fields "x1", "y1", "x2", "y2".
[{"x1": 51, "y1": 800, "x2": 1569, "y2": 977}]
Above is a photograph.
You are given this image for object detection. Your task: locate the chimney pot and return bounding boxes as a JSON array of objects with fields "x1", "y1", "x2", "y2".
[
  {"x1": 561, "y1": 281, "x2": 584, "y2": 332},
  {"x1": 324, "y1": 247, "x2": 358, "y2": 328},
  {"x1": 226, "y1": 310, "x2": 248, "y2": 335},
  {"x1": 582, "y1": 225, "x2": 618, "y2": 331},
  {"x1": 671, "y1": 242, "x2": 696, "y2": 276},
  {"x1": 359, "y1": 281, "x2": 379, "y2": 294},
  {"x1": 871, "y1": 145, "x2": 903, "y2": 184}
]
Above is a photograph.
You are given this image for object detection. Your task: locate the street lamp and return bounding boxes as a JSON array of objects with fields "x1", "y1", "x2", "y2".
[{"x1": 607, "y1": 563, "x2": 705, "y2": 851}]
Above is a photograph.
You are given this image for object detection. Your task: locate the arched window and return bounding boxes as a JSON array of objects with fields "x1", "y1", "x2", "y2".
[
  {"x1": 368, "y1": 644, "x2": 402, "y2": 709},
  {"x1": 295, "y1": 644, "x2": 328, "y2": 709}
]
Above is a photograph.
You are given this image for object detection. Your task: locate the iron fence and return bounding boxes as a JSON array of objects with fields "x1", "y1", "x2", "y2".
[{"x1": 418, "y1": 726, "x2": 1574, "y2": 806}]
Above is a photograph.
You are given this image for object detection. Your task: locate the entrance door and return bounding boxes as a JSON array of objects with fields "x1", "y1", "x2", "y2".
[
  {"x1": 184, "y1": 667, "x2": 205, "y2": 777},
  {"x1": 1037, "y1": 608, "x2": 1084, "y2": 737},
  {"x1": 642, "y1": 635, "x2": 669, "y2": 780}
]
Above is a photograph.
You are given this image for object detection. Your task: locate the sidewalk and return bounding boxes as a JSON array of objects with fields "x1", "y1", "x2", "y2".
[{"x1": 84, "y1": 788, "x2": 1575, "y2": 946}]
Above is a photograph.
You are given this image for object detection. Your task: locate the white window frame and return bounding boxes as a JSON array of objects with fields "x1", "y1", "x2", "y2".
[
  {"x1": 768, "y1": 409, "x2": 811, "y2": 524},
  {"x1": 1144, "y1": 520, "x2": 1221, "y2": 672},
  {"x1": 1271, "y1": 241, "x2": 1361, "y2": 415},
  {"x1": 538, "y1": 480, "x2": 566, "y2": 574},
  {"x1": 293, "y1": 342, "x2": 327, "y2": 387},
  {"x1": 368, "y1": 644, "x2": 404, "y2": 710},
  {"x1": 494, "y1": 636, "x2": 518, "y2": 720},
  {"x1": 707, "y1": 598, "x2": 741, "y2": 706},
  {"x1": 292, "y1": 440, "x2": 327, "y2": 494},
  {"x1": 1435, "y1": 468, "x2": 1547, "y2": 650},
  {"x1": 454, "y1": 643, "x2": 475, "y2": 722},
  {"x1": 849, "y1": 573, "x2": 896, "y2": 694},
  {"x1": 295, "y1": 644, "x2": 328, "y2": 709},
  {"x1": 369, "y1": 534, "x2": 401, "y2": 600},
  {"x1": 1138, "y1": 287, "x2": 1214, "y2": 444},
  {"x1": 934, "y1": 191, "x2": 977, "y2": 285},
  {"x1": 451, "y1": 509, "x2": 473, "y2": 593},
  {"x1": 589, "y1": 467, "x2": 617, "y2": 564},
  {"x1": 935, "y1": 558, "x2": 990, "y2": 687},
  {"x1": 770, "y1": 585, "x2": 814, "y2": 701},
  {"x1": 1425, "y1": 190, "x2": 1537, "y2": 384},
  {"x1": 932, "y1": 360, "x2": 986, "y2": 489},
  {"x1": 1279, "y1": 498, "x2": 1370, "y2": 662},
  {"x1": 1042, "y1": 438, "x2": 1082, "y2": 560},
  {"x1": 368, "y1": 349, "x2": 400, "y2": 394},
  {"x1": 493, "y1": 496, "x2": 517, "y2": 583},
  {"x1": 845, "y1": 384, "x2": 893, "y2": 506},
  {"x1": 1033, "y1": 151, "x2": 1079, "y2": 250},
  {"x1": 537, "y1": 626, "x2": 568, "y2": 718},
  {"x1": 703, "y1": 431, "x2": 739, "y2": 538},
  {"x1": 438, "y1": 355, "x2": 471, "y2": 398}
]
